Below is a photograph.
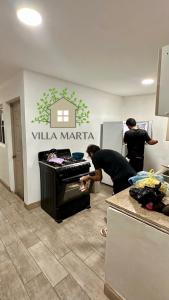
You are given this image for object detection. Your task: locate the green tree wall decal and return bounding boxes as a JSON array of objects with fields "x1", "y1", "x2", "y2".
[{"x1": 32, "y1": 88, "x2": 90, "y2": 125}]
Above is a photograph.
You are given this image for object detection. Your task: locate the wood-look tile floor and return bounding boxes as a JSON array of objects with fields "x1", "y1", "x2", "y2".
[{"x1": 0, "y1": 183, "x2": 112, "y2": 300}]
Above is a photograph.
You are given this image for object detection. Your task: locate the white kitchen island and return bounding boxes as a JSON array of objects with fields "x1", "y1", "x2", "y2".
[{"x1": 104, "y1": 188, "x2": 169, "y2": 300}]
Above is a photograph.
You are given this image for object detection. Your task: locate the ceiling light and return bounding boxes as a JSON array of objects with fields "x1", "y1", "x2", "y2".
[
  {"x1": 17, "y1": 8, "x2": 42, "y2": 26},
  {"x1": 141, "y1": 78, "x2": 154, "y2": 85}
]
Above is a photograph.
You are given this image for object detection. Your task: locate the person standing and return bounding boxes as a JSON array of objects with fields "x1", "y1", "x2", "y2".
[{"x1": 124, "y1": 118, "x2": 158, "y2": 173}]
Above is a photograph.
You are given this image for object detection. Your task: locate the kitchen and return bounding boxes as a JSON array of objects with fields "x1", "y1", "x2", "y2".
[
  {"x1": 1, "y1": 70, "x2": 167, "y2": 206},
  {"x1": 103, "y1": 44, "x2": 169, "y2": 300},
  {"x1": 0, "y1": 70, "x2": 169, "y2": 300},
  {"x1": 0, "y1": 1, "x2": 169, "y2": 299}
]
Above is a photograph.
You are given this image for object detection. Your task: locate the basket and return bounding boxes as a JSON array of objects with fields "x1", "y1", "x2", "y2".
[{"x1": 72, "y1": 152, "x2": 84, "y2": 160}]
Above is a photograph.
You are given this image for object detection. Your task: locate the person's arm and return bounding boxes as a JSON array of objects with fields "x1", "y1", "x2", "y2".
[
  {"x1": 147, "y1": 139, "x2": 158, "y2": 145},
  {"x1": 80, "y1": 169, "x2": 102, "y2": 183},
  {"x1": 123, "y1": 132, "x2": 127, "y2": 144},
  {"x1": 144, "y1": 131, "x2": 158, "y2": 145}
]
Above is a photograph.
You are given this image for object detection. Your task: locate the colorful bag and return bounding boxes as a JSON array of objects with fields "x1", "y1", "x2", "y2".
[
  {"x1": 129, "y1": 183, "x2": 165, "y2": 211},
  {"x1": 129, "y1": 169, "x2": 167, "y2": 194}
]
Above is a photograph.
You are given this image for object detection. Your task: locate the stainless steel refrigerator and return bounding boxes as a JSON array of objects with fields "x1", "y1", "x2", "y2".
[{"x1": 100, "y1": 122, "x2": 124, "y2": 186}]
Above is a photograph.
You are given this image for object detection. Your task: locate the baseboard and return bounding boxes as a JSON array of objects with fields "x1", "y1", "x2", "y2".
[
  {"x1": 0, "y1": 178, "x2": 11, "y2": 191},
  {"x1": 24, "y1": 201, "x2": 40, "y2": 210},
  {"x1": 104, "y1": 283, "x2": 124, "y2": 300}
]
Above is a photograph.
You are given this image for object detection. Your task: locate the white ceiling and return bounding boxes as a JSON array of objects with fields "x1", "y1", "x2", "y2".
[{"x1": 0, "y1": 0, "x2": 169, "y2": 96}]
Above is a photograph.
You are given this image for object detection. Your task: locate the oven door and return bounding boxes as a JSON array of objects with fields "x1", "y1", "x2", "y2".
[{"x1": 61, "y1": 173, "x2": 89, "y2": 203}]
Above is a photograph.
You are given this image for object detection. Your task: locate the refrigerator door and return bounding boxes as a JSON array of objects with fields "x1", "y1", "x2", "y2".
[{"x1": 101, "y1": 122, "x2": 123, "y2": 186}]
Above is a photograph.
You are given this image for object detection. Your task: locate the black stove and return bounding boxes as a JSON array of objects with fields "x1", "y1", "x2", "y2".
[{"x1": 38, "y1": 148, "x2": 91, "y2": 222}]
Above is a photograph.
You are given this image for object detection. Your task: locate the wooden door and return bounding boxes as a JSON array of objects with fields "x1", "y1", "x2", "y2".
[{"x1": 11, "y1": 100, "x2": 24, "y2": 199}]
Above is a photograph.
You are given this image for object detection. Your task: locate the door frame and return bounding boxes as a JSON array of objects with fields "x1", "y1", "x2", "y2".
[{"x1": 10, "y1": 98, "x2": 24, "y2": 199}]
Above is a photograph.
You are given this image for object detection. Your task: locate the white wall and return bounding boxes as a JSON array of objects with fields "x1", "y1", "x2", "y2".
[
  {"x1": 0, "y1": 144, "x2": 9, "y2": 186},
  {"x1": 0, "y1": 72, "x2": 27, "y2": 195},
  {"x1": 1, "y1": 71, "x2": 168, "y2": 204},
  {"x1": 24, "y1": 70, "x2": 123, "y2": 204},
  {"x1": 122, "y1": 94, "x2": 169, "y2": 171}
]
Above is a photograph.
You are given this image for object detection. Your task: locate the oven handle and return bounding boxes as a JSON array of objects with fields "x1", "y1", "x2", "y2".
[{"x1": 62, "y1": 172, "x2": 89, "y2": 183}]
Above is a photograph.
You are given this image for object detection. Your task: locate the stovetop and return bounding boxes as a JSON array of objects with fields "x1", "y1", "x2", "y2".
[
  {"x1": 40, "y1": 158, "x2": 87, "y2": 168},
  {"x1": 38, "y1": 148, "x2": 90, "y2": 171}
]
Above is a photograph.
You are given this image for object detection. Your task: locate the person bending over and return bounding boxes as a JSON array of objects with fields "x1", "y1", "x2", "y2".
[
  {"x1": 80, "y1": 145, "x2": 136, "y2": 236},
  {"x1": 80, "y1": 144, "x2": 136, "y2": 194}
]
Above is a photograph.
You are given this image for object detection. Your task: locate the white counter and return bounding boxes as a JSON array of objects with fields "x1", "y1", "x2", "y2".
[{"x1": 104, "y1": 188, "x2": 169, "y2": 300}]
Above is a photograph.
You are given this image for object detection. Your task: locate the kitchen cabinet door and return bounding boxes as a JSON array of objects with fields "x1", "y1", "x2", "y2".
[
  {"x1": 105, "y1": 207, "x2": 169, "y2": 300},
  {"x1": 156, "y1": 45, "x2": 169, "y2": 117}
]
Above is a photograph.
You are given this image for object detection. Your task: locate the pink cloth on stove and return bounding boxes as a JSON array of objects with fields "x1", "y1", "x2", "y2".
[{"x1": 48, "y1": 157, "x2": 64, "y2": 164}]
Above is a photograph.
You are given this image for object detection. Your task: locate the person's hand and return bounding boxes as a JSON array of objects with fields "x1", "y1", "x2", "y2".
[
  {"x1": 80, "y1": 175, "x2": 89, "y2": 183},
  {"x1": 80, "y1": 176, "x2": 89, "y2": 192},
  {"x1": 80, "y1": 182, "x2": 87, "y2": 192}
]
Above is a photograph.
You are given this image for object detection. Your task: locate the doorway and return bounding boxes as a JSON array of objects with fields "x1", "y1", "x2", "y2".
[{"x1": 10, "y1": 99, "x2": 24, "y2": 199}]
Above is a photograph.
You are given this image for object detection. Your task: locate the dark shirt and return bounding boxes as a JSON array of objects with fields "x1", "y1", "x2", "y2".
[
  {"x1": 92, "y1": 149, "x2": 136, "y2": 181},
  {"x1": 124, "y1": 128, "x2": 151, "y2": 159}
]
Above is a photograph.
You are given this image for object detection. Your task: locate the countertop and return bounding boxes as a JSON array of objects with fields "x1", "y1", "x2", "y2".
[{"x1": 106, "y1": 187, "x2": 169, "y2": 234}]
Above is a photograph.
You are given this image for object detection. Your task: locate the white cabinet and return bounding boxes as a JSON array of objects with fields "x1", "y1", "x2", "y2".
[
  {"x1": 156, "y1": 45, "x2": 169, "y2": 116},
  {"x1": 105, "y1": 207, "x2": 169, "y2": 300}
]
